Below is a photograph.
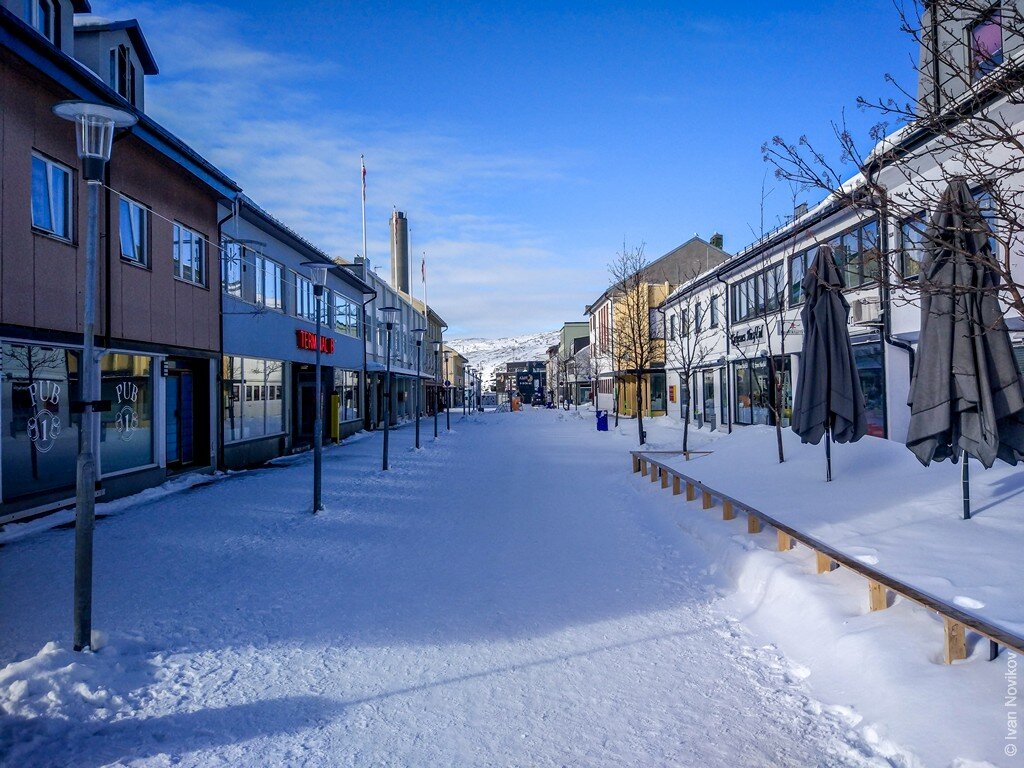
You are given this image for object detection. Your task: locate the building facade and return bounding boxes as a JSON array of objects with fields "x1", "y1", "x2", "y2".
[
  {"x1": 586, "y1": 236, "x2": 730, "y2": 419},
  {"x1": 1, "y1": 6, "x2": 239, "y2": 523},
  {"x1": 218, "y1": 197, "x2": 371, "y2": 469}
]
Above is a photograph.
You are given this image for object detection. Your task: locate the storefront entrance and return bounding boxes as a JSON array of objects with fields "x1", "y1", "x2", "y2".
[
  {"x1": 733, "y1": 356, "x2": 791, "y2": 427},
  {"x1": 701, "y1": 370, "x2": 717, "y2": 431},
  {"x1": 165, "y1": 370, "x2": 194, "y2": 468}
]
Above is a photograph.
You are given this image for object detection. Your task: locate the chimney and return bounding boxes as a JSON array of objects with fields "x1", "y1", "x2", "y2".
[
  {"x1": 710, "y1": 232, "x2": 724, "y2": 249},
  {"x1": 794, "y1": 202, "x2": 809, "y2": 219},
  {"x1": 390, "y1": 211, "x2": 410, "y2": 294}
]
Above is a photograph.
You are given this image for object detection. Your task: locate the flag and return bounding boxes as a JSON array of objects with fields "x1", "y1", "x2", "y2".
[
  {"x1": 361, "y1": 156, "x2": 366, "y2": 202},
  {"x1": 421, "y1": 256, "x2": 426, "y2": 283}
]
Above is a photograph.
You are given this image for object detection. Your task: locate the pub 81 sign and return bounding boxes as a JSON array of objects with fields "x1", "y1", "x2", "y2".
[
  {"x1": 114, "y1": 381, "x2": 140, "y2": 441},
  {"x1": 26, "y1": 381, "x2": 62, "y2": 453}
]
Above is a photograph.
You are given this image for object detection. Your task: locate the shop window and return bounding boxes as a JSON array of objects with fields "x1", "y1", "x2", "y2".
[
  {"x1": 335, "y1": 370, "x2": 361, "y2": 422},
  {"x1": 854, "y1": 342, "x2": 887, "y2": 438},
  {"x1": 222, "y1": 357, "x2": 285, "y2": 443},
  {"x1": 99, "y1": 354, "x2": 154, "y2": 474},
  {"x1": 1, "y1": 343, "x2": 79, "y2": 501},
  {"x1": 119, "y1": 196, "x2": 149, "y2": 266},
  {"x1": 31, "y1": 153, "x2": 71, "y2": 240}
]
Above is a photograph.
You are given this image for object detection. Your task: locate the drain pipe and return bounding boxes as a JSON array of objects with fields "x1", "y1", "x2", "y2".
[
  {"x1": 361, "y1": 287, "x2": 378, "y2": 432},
  {"x1": 716, "y1": 271, "x2": 734, "y2": 433},
  {"x1": 878, "y1": 191, "x2": 916, "y2": 380}
]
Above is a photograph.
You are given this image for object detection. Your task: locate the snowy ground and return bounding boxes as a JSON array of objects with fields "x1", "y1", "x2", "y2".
[{"x1": 0, "y1": 409, "x2": 1009, "y2": 766}]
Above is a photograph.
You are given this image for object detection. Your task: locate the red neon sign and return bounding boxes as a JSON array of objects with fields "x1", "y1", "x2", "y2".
[{"x1": 296, "y1": 329, "x2": 335, "y2": 354}]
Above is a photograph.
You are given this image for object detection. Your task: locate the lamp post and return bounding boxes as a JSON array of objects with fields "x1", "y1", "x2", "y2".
[
  {"x1": 302, "y1": 262, "x2": 330, "y2": 512},
  {"x1": 444, "y1": 350, "x2": 451, "y2": 431},
  {"x1": 53, "y1": 101, "x2": 137, "y2": 653},
  {"x1": 380, "y1": 306, "x2": 401, "y2": 470},
  {"x1": 412, "y1": 328, "x2": 425, "y2": 449},
  {"x1": 432, "y1": 341, "x2": 441, "y2": 438},
  {"x1": 464, "y1": 367, "x2": 471, "y2": 416}
]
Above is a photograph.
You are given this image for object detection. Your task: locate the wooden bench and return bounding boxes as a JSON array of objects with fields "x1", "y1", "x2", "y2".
[{"x1": 630, "y1": 450, "x2": 1023, "y2": 665}]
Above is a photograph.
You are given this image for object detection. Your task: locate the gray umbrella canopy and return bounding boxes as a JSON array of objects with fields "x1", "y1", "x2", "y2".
[
  {"x1": 791, "y1": 244, "x2": 868, "y2": 456},
  {"x1": 906, "y1": 179, "x2": 1024, "y2": 470}
]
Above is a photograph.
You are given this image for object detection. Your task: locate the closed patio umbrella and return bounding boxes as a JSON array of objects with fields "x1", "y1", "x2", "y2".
[
  {"x1": 906, "y1": 179, "x2": 1024, "y2": 518},
  {"x1": 791, "y1": 244, "x2": 868, "y2": 480}
]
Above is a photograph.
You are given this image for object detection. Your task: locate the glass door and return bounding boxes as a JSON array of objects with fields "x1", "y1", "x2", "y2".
[{"x1": 702, "y1": 370, "x2": 716, "y2": 431}]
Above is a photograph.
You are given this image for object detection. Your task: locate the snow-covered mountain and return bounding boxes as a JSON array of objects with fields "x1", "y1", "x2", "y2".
[{"x1": 449, "y1": 330, "x2": 561, "y2": 385}]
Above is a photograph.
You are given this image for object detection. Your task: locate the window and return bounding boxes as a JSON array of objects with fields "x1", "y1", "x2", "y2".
[
  {"x1": 31, "y1": 153, "x2": 71, "y2": 239},
  {"x1": 334, "y1": 294, "x2": 360, "y2": 337},
  {"x1": 25, "y1": 0, "x2": 54, "y2": 43},
  {"x1": 824, "y1": 218, "x2": 882, "y2": 291},
  {"x1": 973, "y1": 186, "x2": 1000, "y2": 256},
  {"x1": 295, "y1": 274, "x2": 316, "y2": 321},
  {"x1": 220, "y1": 239, "x2": 243, "y2": 298},
  {"x1": 334, "y1": 370, "x2": 361, "y2": 422},
  {"x1": 970, "y1": 7, "x2": 1004, "y2": 81},
  {"x1": 789, "y1": 250, "x2": 810, "y2": 305},
  {"x1": 648, "y1": 308, "x2": 663, "y2": 339},
  {"x1": 173, "y1": 223, "x2": 206, "y2": 286},
  {"x1": 709, "y1": 295, "x2": 719, "y2": 327},
  {"x1": 899, "y1": 211, "x2": 928, "y2": 278},
  {"x1": 731, "y1": 263, "x2": 785, "y2": 322},
  {"x1": 222, "y1": 357, "x2": 285, "y2": 443},
  {"x1": 1, "y1": 343, "x2": 79, "y2": 501},
  {"x1": 118, "y1": 196, "x2": 149, "y2": 266},
  {"x1": 256, "y1": 255, "x2": 284, "y2": 311},
  {"x1": 680, "y1": 308, "x2": 689, "y2": 338},
  {"x1": 109, "y1": 45, "x2": 137, "y2": 105},
  {"x1": 99, "y1": 354, "x2": 154, "y2": 474},
  {"x1": 694, "y1": 300, "x2": 702, "y2": 333},
  {"x1": 668, "y1": 314, "x2": 676, "y2": 341},
  {"x1": 765, "y1": 263, "x2": 785, "y2": 311}
]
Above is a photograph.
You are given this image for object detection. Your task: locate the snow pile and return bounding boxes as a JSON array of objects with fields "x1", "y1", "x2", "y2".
[{"x1": 0, "y1": 635, "x2": 155, "y2": 761}]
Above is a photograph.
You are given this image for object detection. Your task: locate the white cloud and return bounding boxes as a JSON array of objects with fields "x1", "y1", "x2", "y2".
[{"x1": 94, "y1": 1, "x2": 590, "y2": 337}]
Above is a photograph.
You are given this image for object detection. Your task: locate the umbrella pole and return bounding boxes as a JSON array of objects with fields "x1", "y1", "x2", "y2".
[
  {"x1": 825, "y1": 426, "x2": 832, "y2": 482},
  {"x1": 961, "y1": 450, "x2": 971, "y2": 520}
]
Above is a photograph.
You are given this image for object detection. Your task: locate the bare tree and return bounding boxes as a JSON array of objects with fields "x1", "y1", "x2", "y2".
[
  {"x1": 608, "y1": 242, "x2": 657, "y2": 446},
  {"x1": 762, "y1": 0, "x2": 1024, "y2": 320},
  {"x1": 664, "y1": 266, "x2": 718, "y2": 453}
]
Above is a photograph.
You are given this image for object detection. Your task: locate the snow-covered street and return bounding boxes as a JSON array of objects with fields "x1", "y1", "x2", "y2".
[{"x1": 3, "y1": 410, "x2": 925, "y2": 766}]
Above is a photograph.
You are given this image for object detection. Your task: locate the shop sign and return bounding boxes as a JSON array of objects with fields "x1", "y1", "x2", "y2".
[
  {"x1": 114, "y1": 382, "x2": 140, "y2": 441},
  {"x1": 26, "y1": 382, "x2": 62, "y2": 453},
  {"x1": 296, "y1": 330, "x2": 335, "y2": 354},
  {"x1": 669, "y1": 384, "x2": 676, "y2": 403},
  {"x1": 730, "y1": 326, "x2": 764, "y2": 346}
]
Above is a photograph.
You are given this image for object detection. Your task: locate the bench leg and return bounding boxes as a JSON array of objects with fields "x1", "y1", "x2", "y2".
[
  {"x1": 944, "y1": 617, "x2": 967, "y2": 664},
  {"x1": 661, "y1": 471, "x2": 669, "y2": 489},
  {"x1": 815, "y1": 552, "x2": 835, "y2": 574},
  {"x1": 701, "y1": 490, "x2": 713, "y2": 509},
  {"x1": 722, "y1": 500, "x2": 735, "y2": 520},
  {"x1": 686, "y1": 483, "x2": 696, "y2": 501},
  {"x1": 650, "y1": 467, "x2": 659, "y2": 483},
  {"x1": 632, "y1": 455, "x2": 640, "y2": 473},
  {"x1": 747, "y1": 514, "x2": 761, "y2": 534},
  {"x1": 640, "y1": 461, "x2": 648, "y2": 477},
  {"x1": 672, "y1": 476, "x2": 681, "y2": 496},
  {"x1": 777, "y1": 531, "x2": 792, "y2": 551},
  {"x1": 990, "y1": 640, "x2": 1000, "y2": 661},
  {"x1": 868, "y1": 580, "x2": 888, "y2": 611}
]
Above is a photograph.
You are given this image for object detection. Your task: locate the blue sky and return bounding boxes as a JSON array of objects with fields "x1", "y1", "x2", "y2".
[{"x1": 99, "y1": 1, "x2": 914, "y2": 337}]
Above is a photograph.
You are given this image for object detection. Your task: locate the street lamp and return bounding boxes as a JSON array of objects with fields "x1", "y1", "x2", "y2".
[
  {"x1": 53, "y1": 100, "x2": 137, "y2": 653},
  {"x1": 412, "y1": 328, "x2": 426, "y2": 449},
  {"x1": 443, "y1": 350, "x2": 452, "y2": 431},
  {"x1": 380, "y1": 306, "x2": 401, "y2": 470},
  {"x1": 464, "y1": 367, "x2": 471, "y2": 415},
  {"x1": 302, "y1": 261, "x2": 330, "y2": 512},
  {"x1": 432, "y1": 340, "x2": 441, "y2": 438}
]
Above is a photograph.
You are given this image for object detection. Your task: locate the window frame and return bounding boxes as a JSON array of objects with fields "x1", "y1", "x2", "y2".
[
  {"x1": 118, "y1": 194, "x2": 150, "y2": 268},
  {"x1": 30, "y1": 151, "x2": 73, "y2": 241},
  {"x1": 172, "y1": 222, "x2": 208, "y2": 287},
  {"x1": 25, "y1": 0, "x2": 55, "y2": 43},
  {"x1": 255, "y1": 254, "x2": 285, "y2": 312},
  {"x1": 968, "y1": 5, "x2": 1004, "y2": 82},
  {"x1": 109, "y1": 44, "x2": 137, "y2": 105}
]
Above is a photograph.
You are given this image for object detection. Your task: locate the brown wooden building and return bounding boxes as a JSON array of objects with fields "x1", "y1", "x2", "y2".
[{"x1": 1, "y1": 3, "x2": 239, "y2": 522}]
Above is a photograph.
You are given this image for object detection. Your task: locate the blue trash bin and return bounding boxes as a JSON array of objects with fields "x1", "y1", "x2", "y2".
[{"x1": 596, "y1": 410, "x2": 609, "y2": 431}]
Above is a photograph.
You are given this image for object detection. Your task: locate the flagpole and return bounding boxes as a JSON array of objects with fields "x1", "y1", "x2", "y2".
[{"x1": 360, "y1": 154, "x2": 367, "y2": 265}]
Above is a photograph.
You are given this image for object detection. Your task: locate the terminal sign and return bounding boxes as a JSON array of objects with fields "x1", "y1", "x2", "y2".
[{"x1": 296, "y1": 329, "x2": 335, "y2": 354}]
